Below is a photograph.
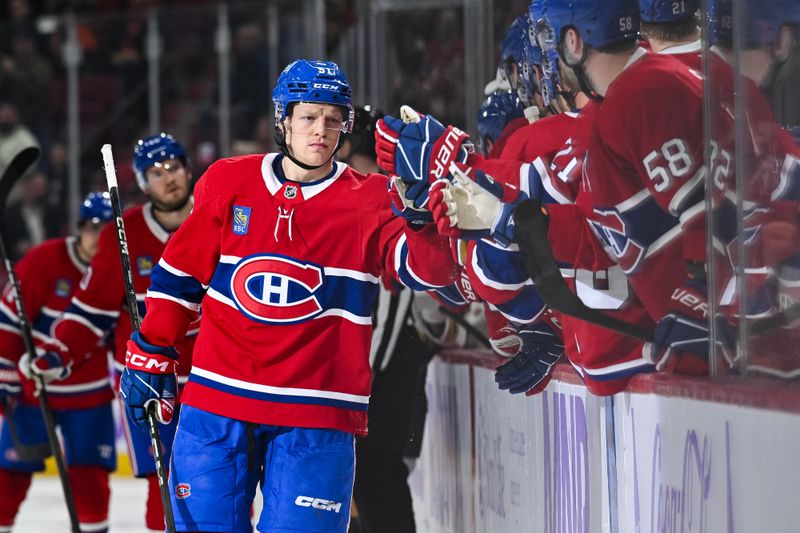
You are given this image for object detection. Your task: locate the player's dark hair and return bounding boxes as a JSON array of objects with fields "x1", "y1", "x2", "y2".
[{"x1": 640, "y1": 12, "x2": 700, "y2": 43}]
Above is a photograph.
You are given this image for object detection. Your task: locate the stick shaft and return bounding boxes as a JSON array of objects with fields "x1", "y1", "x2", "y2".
[
  {"x1": 102, "y1": 144, "x2": 176, "y2": 533},
  {"x1": 0, "y1": 241, "x2": 81, "y2": 532}
]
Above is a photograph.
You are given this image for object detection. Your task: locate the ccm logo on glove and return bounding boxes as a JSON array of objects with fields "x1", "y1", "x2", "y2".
[
  {"x1": 125, "y1": 349, "x2": 176, "y2": 374},
  {"x1": 432, "y1": 127, "x2": 468, "y2": 180},
  {"x1": 294, "y1": 496, "x2": 342, "y2": 513}
]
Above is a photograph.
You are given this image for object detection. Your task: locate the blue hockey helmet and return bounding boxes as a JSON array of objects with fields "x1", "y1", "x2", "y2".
[
  {"x1": 132, "y1": 133, "x2": 188, "y2": 191},
  {"x1": 501, "y1": 15, "x2": 539, "y2": 105},
  {"x1": 79, "y1": 191, "x2": 113, "y2": 226},
  {"x1": 476, "y1": 91, "x2": 526, "y2": 153},
  {"x1": 530, "y1": 0, "x2": 640, "y2": 51},
  {"x1": 272, "y1": 59, "x2": 354, "y2": 133},
  {"x1": 710, "y1": 0, "x2": 785, "y2": 47},
  {"x1": 501, "y1": 15, "x2": 528, "y2": 67},
  {"x1": 639, "y1": 0, "x2": 699, "y2": 23}
]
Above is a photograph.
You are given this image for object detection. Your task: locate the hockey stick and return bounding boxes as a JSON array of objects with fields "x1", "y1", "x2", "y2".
[
  {"x1": 0, "y1": 146, "x2": 81, "y2": 532},
  {"x1": 513, "y1": 200, "x2": 655, "y2": 342},
  {"x1": 1, "y1": 401, "x2": 51, "y2": 462},
  {"x1": 513, "y1": 199, "x2": 800, "y2": 343},
  {"x1": 437, "y1": 305, "x2": 492, "y2": 349},
  {"x1": 101, "y1": 145, "x2": 177, "y2": 533}
]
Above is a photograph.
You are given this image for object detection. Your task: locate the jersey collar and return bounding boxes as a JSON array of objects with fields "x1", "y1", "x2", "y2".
[
  {"x1": 65, "y1": 236, "x2": 87, "y2": 273},
  {"x1": 659, "y1": 39, "x2": 701, "y2": 55},
  {"x1": 623, "y1": 46, "x2": 649, "y2": 72},
  {"x1": 260, "y1": 153, "x2": 346, "y2": 201},
  {"x1": 143, "y1": 202, "x2": 170, "y2": 244}
]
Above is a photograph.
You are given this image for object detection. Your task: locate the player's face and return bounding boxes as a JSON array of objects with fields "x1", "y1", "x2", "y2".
[
  {"x1": 77, "y1": 220, "x2": 108, "y2": 260},
  {"x1": 285, "y1": 103, "x2": 344, "y2": 166},
  {"x1": 144, "y1": 158, "x2": 192, "y2": 212}
]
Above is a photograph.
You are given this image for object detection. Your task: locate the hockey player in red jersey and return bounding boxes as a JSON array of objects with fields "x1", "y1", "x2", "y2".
[
  {"x1": 116, "y1": 60, "x2": 456, "y2": 533},
  {"x1": 0, "y1": 192, "x2": 114, "y2": 533},
  {"x1": 26, "y1": 133, "x2": 196, "y2": 531},
  {"x1": 378, "y1": 0, "x2": 723, "y2": 382}
]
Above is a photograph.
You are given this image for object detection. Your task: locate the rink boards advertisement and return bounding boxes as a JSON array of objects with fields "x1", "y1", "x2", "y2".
[
  {"x1": 614, "y1": 391, "x2": 800, "y2": 533},
  {"x1": 410, "y1": 358, "x2": 611, "y2": 533},
  {"x1": 411, "y1": 356, "x2": 800, "y2": 533}
]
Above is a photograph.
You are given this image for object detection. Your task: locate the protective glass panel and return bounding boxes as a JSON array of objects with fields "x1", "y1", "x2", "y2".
[{"x1": 707, "y1": 0, "x2": 800, "y2": 382}]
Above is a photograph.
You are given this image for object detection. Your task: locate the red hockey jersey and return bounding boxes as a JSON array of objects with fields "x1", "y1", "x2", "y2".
[
  {"x1": 139, "y1": 154, "x2": 457, "y2": 435},
  {"x1": 53, "y1": 204, "x2": 196, "y2": 381},
  {"x1": 0, "y1": 237, "x2": 113, "y2": 409},
  {"x1": 548, "y1": 48, "x2": 709, "y2": 321}
]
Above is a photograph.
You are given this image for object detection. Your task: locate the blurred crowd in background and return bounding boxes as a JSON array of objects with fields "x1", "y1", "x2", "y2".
[{"x1": 0, "y1": 0, "x2": 530, "y2": 261}]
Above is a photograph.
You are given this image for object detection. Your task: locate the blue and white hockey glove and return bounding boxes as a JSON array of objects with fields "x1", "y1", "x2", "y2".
[
  {"x1": 0, "y1": 359, "x2": 21, "y2": 400},
  {"x1": 120, "y1": 331, "x2": 177, "y2": 433},
  {"x1": 429, "y1": 163, "x2": 525, "y2": 246},
  {"x1": 375, "y1": 106, "x2": 472, "y2": 211},
  {"x1": 643, "y1": 278, "x2": 736, "y2": 374},
  {"x1": 19, "y1": 346, "x2": 72, "y2": 384},
  {"x1": 389, "y1": 178, "x2": 434, "y2": 228},
  {"x1": 493, "y1": 322, "x2": 563, "y2": 395}
]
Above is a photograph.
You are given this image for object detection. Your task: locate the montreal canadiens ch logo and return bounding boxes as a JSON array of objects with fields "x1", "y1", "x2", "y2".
[{"x1": 230, "y1": 255, "x2": 324, "y2": 324}]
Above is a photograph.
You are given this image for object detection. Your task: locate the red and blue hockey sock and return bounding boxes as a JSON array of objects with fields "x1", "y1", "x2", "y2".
[
  {"x1": 145, "y1": 473, "x2": 165, "y2": 531},
  {"x1": 0, "y1": 469, "x2": 32, "y2": 531},
  {"x1": 68, "y1": 465, "x2": 110, "y2": 533}
]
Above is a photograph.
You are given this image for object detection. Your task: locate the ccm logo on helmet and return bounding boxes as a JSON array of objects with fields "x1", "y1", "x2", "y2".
[
  {"x1": 230, "y1": 255, "x2": 324, "y2": 324},
  {"x1": 313, "y1": 82, "x2": 341, "y2": 91},
  {"x1": 294, "y1": 496, "x2": 342, "y2": 513},
  {"x1": 431, "y1": 127, "x2": 467, "y2": 180}
]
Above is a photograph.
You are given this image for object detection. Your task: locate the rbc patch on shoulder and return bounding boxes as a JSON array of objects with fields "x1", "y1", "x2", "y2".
[
  {"x1": 54, "y1": 278, "x2": 72, "y2": 298},
  {"x1": 233, "y1": 206, "x2": 251, "y2": 235},
  {"x1": 175, "y1": 482, "x2": 191, "y2": 499},
  {"x1": 136, "y1": 256, "x2": 154, "y2": 276}
]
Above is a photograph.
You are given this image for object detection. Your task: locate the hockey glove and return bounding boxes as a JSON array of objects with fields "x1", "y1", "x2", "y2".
[
  {"x1": 493, "y1": 321, "x2": 563, "y2": 395},
  {"x1": 390, "y1": 178, "x2": 434, "y2": 228},
  {"x1": 429, "y1": 163, "x2": 523, "y2": 246},
  {"x1": 19, "y1": 346, "x2": 72, "y2": 384},
  {"x1": 375, "y1": 106, "x2": 471, "y2": 191},
  {"x1": 120, "y1": 331, "x2": 178, "y2": 433},
  {"x1": 643, "y1": 278, "x2": 736, "y2": 374},
  {"x1": 0, "y1": 359, "x2": 21, "y2": 400}
]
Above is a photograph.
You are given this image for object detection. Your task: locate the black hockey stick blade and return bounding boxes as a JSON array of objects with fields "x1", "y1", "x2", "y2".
[
  {"x1": 1, "y1": 401, "x2": 51, "y2": 462},
  {"x1": 0, "y1": 145, "x2": 40, "y2": 218},
  {"x1": 513, "y1": 200, "x2": 654, "y2": 343}
]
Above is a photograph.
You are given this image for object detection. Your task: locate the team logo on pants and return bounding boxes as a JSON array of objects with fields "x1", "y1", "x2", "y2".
[
  {"x1": 175, "y1": 482, "x2": 191, "y2": 499},
  {"x1": 294, "y1": 495, "x2": 342, "y2": 513},
  {"x1": 230, "y1": 255, "x2": 324, "y2": 324}
]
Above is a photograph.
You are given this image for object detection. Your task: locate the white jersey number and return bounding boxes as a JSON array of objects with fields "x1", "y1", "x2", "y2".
[
  {"x1": 643, "y1": 138, "x2": 692, "y2": 192},
  {"x1": 575, "y1": 265, "x2": 629, "y2": 310}
]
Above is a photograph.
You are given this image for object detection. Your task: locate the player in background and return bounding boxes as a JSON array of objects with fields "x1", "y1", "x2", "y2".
[
  {"x1": 116, "y1": 60, "x2": 456, "y2": 533},
  {"x1": 0, "y1": 193, "x2": 115, "y2": 533},
  {"x1": 497, "y1": 15, "x2": 543, "y2": 128},
  {"x1": 476, "y1": 91, "x2": 526, "y2": 158},
  {"x1": 478, "y1": 0, "x2": 729, "y2": 370},
  {"x1": 382, "y1": 0, "x2": 723, "y2": 384},
  {"x1": 639, "y1": 0, "x2": 700, "y2": 54},
  {"x1": 25, "y1": 133, "x2": 196, "y2": 531}
]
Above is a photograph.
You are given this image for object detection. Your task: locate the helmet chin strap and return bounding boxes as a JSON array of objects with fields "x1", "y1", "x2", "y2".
[{"x1": 274, "y1": 125, "x2": 347, "y2": 171}]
